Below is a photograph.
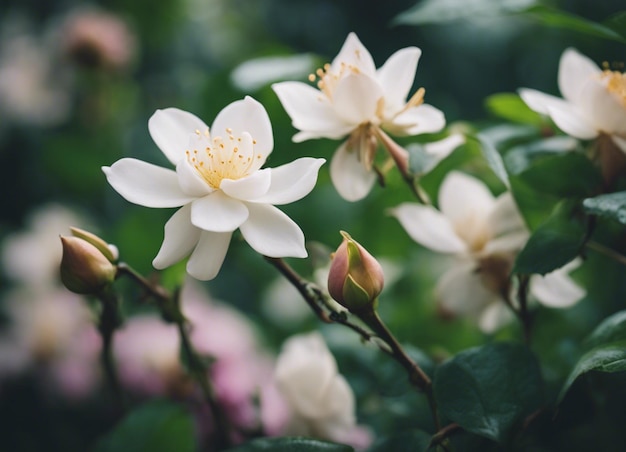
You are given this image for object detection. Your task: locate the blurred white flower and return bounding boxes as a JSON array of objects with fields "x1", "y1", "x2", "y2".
[
  {"x1": 103, "y1": 96, "x2": 325, "y2": 280},
  {"x1": 273, "y1": 32, "x2": 457, "y2": 201},
  {"x1": 231, "y1": 54, "x2": 317, "y2": 92},
  {"x1": 0, "y1": 31, "x2": 71, "y2": 127},
  {"x1": 2, "y1": 204, "x2": 84, "y2": 287},
  {"x1": 519, "y1": 48, "x2": 626, "y2": 152},
  {"x1": 270, "y1": 332, "x2": 372, "y2": 449},
  {"x1": 0, "y1": 288, "x2": 101, "y2": 398},
  {"x1": 390, "y1": 171, "x2": 585, "y2": 332}
]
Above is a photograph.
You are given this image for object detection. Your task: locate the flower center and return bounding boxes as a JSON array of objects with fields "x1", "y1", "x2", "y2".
[
  {"x1": 309, "y1": 61, "x2": 361, "y2": 100},
  {"x1": 454, "y1": 212, "x2": 492, "y2": 254},
  {"x1": 600, "y1": 69, "x2": 626, "y2": 107},
  {"x1": 185, "y1": 128, "x2": 263, "y2": 189}
]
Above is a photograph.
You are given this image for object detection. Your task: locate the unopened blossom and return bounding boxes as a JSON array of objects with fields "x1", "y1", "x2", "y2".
[
  {"x1": 519, "y1": 48, "x2": 626, "y2": 152},
  {"x1": 390, "y1": 171, "x2": 585, "y2": 332},
  {"x1": 273, "y1": 32, "x2": 458, "y2": 201},
  {"x1": 270, "y1": 332, "x2": 372, "y2": 450},
  {"x1": 327, "y1": 231, "x2": 384, "y2": 311},
  {"x1": 103, "y1": 96, "x2": 325, "y2": 280}
]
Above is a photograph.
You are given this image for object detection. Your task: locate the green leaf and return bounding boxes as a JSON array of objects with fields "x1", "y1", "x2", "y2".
[
  {"x1": 558, "y1": 341, "x2": 626, "y2": 403},
  {"x1": 484, "y1": 93, "x2": 543, "y2": 125},
  {"x1": 93, "y1": 400, "x2": 196, "y2": 452},
  {"x1": 514, "y1": 201, "x2": 586, "y2": 275},
  {"x1": 504, "y1": 136, "x2": 580, "y2": 175},
  {"x1": 226, "y1": 437, "x2": 354, "y2": 452},
  {"x1": 582, "y1": 191, "x2": 626, "y2": 225},
  {"x1": 508, "y1": 175, "x2": 559, "y2": 231},
  {"x1": 604, "y1": 11, "x2": 626, "y2": 40},
  {"x1": 368, "y1": 429, "x2": 432, "y2": 452},
  {"x1": 393, "y1": 0, "x2": 536, "y2": 25},
  {"x1": 472, "y1": 134, "x2": 509, "y2": 188},
  {"x1": 522, "y1": 5, "x2": 626, "y2": 43},
  {"x1": 516, "y1": 152, "x2": 601, "y2": 198},
  {"x1": 585, "y1": 310, "x2": 626, "y2": 349},
  {"x1": 434, "y1": 343, "x2": 543, "y2": 443}
]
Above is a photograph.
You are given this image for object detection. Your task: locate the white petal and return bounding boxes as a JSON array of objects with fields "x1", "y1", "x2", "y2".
[
  {"x1": 332, "y1": 73, "x2": 383, "y2": 125},
  {"x1": 220, "y1": 168, "x2": 271, "y2": 201},
  {"x1": 439, "y1": 171, "x2": 496, "y2": 228},
  {"x1": 483, "y1": 231, "x2": 529, "y2": 255},
  {"x1": 424, "y1": 133, "x2": 465, "y2": 159},
  {"x1": 191, "y1": 192, "x2": 249, "y2": 232},
  {"x1": 239, "y1": 203, "x2": 306, "y2": 258},
  {"x1": 478, "y1": 302, "x2": 514, "y2": 334},
  {"x1": 376, "y1": 46, "x2": 421, "y2": 111},
  {"x1": 149, "y1": 108, "x2": 209, "y2": 165},
  {"x1": 580, "y1": 77, "x2": 626, "y2": 136},
  {"x1": 211, "y1": 96, "x2": 273, "y2": 156},
  {"x1": 436, "y1": 260, "x2": 497, "y2": 317},
  {"x1": 153, "y1": 205, "x2": 201, "y2": 269},
  {"x1": 546, "y1": 102, "x2": 598, "y2": 139},
  {"x1": 558, "y1": 48, "x2": 600, "y2": 105},
  {"x1": 272, "y1": 82, "x2": 353, "y2": 139},
  {"x1": 252, "y1": 158, "x2": 325, "y2": 205},
  {"x1": 103, "y1": 159, "x2": 195, "y2": 208},
  {"x1": 488, "y1": 193, "x2": 527, "y2": 239},
  {"x1": 329, "y1": 141, "x2": 377, "y2": 202},
  {"x1": 390, "y1": 203, "x2": 467, "y2": 254},
  {"x1": 176, "y1": 158, "x2": 213, "y2": 197},
  {"x1": 530, "y1": 266, "x2": 585, "y2": 308},
  {"x1": 518, "y1": 88, "x2": 569, "y2": 116},
  {"x1": 331, "y1": 32, "x2": 376, "y2": 76},
  {"x1": 186, "y1": 230, "x2": 233, "y2": 280},
  {"x1": 388, "y1": 104, "x2": 445, "y2": 136}
]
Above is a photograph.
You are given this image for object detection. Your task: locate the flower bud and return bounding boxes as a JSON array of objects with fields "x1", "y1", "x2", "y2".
[
  {"x1": 69, "y1": 227, "x2": 118, "y2": 263},
  {"x1": 60, "y1": 235, "x2": 117, "y2": 294},
  {"x1": 327, "y1": 231, "x2": 384, "y2": 311}
]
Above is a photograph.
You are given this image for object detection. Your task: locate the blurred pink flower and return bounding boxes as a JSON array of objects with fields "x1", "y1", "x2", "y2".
[
  {"x1": 113, "y1": 280, "x2": 277, "y2": 436},
  {"x1": 60, "y1": 8, "x2": 137, "y2": 71},
  {"x1": 0, "y1": 287, "x2": 101, "y2": 399}
]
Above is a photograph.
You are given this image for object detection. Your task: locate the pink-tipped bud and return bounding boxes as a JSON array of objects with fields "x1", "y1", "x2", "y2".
[
  {"x1": 327, "y1": 231, "x2": 384, "y2": 311},
  {"x1": 60, "y1": 235, "x2": 116, "y2": 294}
]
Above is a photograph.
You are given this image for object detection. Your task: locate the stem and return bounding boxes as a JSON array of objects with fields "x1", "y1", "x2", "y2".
[
  {"x1": 265, "y1": 258, "x2": 439, "y2": 430},
  {"x1": 356, "y1": 307, "x2": 439, "y2": 430},
  {"x1": 516, "y1": 275, "x2": 532, "y2": 345},
  {"x1": 586, "y1": 241, "x2": 626, "y2": 266},
  {"x1": 117, "y1": 263, "x2": 234, "y2": 449},
  {"x1": 95, "y1": 286, "x2": 124, "y2": 410}
]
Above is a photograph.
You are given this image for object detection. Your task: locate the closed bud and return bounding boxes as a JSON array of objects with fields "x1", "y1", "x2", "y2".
[
  {"x1": 327, "y1": 231, "x2": 384, "y2": 312},
  {"x1": 60, "y1": 235, "x2": 117, "y2": 294}
]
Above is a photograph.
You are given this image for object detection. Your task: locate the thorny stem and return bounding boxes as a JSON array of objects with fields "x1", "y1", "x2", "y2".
[
  {"x1": 265, "y1": 256, "x2": 440, "y2": 430},
  {"x1": 117, "y1": 262, "x2": 234, "y2": 450}
]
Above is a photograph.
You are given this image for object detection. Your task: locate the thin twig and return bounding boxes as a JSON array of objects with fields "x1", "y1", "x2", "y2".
[{"x1": 586, "y1": 240, "x2": 626, "y2": 267}]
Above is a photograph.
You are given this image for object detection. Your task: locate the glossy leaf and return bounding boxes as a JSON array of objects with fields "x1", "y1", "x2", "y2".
[
  {"x1": 393, "y1": 0, "x2": 536, "y2": 25},
  {"x1": 585, "y1": 310, "x2": 626, "y2": 349},
  {"x1": 504, "y1": 136, "x2": 580, "y2": 175},
  {"x1": 558, "y1": 341, "x2": 626, "y2": 403},
  {"x1": 368, "y1": 429, "x2": 431, "y2": 452},
  {"x1": 472, "y1": 134, "x2": 509, "y2": 188},
  {"x1": 93, "y1": 400, "x2": 196, "y2": 452},
  {"x1": 582, "y1": 191, "x2": 626, "y2": 225},
  {"x1": 434, "y1": 343, "x2": 543, "y2": 443},
  {"x1": 226, "y1": 437, "x2": 354, "y2": 452},
  {"x1": 514, "y1": 201, "x2": 586, "y2": 275},
  {"x1": 516, "y1": 152, "x2": 601, "y2": 198},
  {"x1": 485, "y1": 93, "x2": 543, "y2": 125}
]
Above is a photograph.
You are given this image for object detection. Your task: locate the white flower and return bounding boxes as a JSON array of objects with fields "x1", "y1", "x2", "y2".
[
  {"x1": 103, "y1": 96, "x2": 325, "y2": 280},
  {"x1": 390, "y1": 171, "x2": 585, "y2": 332},
  {"x1": 519, "y1": 48, "x2": 626, "y2": 152},
  {"x1": 272, "y1": 332, "x2": 371, "y2": 449},
  {"x1": 273, "y1": 32, "x2": 451, "y2": 201}
]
